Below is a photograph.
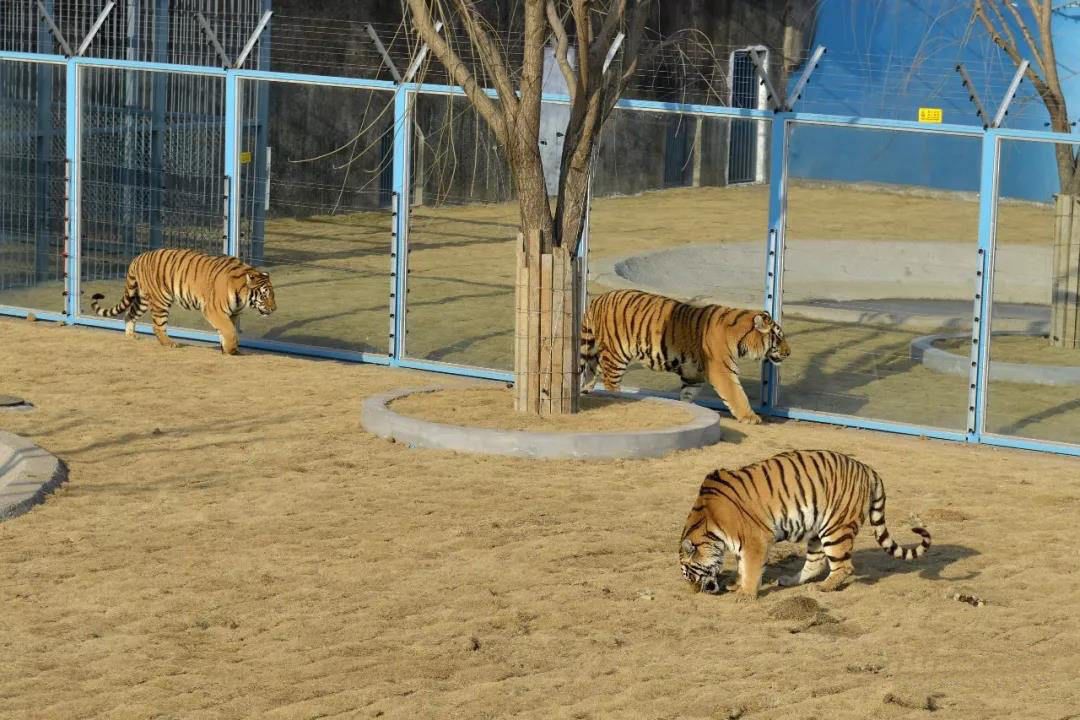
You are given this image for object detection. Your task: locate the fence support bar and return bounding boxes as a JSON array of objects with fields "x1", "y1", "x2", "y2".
[
  {"x1": 748, "y1": 48, "x2": 782, "y2": 111},
  {"x1": 234, "y1": 10, "x2": 273, "y2": 69},
  {"x1": 404, "y1": 21, "x2": 443, "y2": 83},
  {"x1": 956, "y1": 63, "x2": 990, "y2": 128},
  {"x1": 991, "y1": 59, "x2": 1028, "y2": 129},
  {"x1": 75, "y1": 1, "x2": 116, "y2": 57},
  {"x1": 196, "y1": 12, "x2": 233, "y2": 68},
  {"x1": 223, "y1": 71, "x2": 241, "y2": 256},
  {"x1": 785, "y1": 45, "x2": 825, "y2": 111},
  {"x1": 64, "y1": 60, "x2": 80, "y2": 322},
  {"x1": 968, "y1": 132, "x2": 1001, "y2": 440},
  {"x1": 365, "y1": 23, "x2": 401, "y2": 82},
  {"x1": 761, "y1": 113, "x2": 790, "y2": 409},
  {"x1": 390, "y1": 87, "x2": 412, "y2": 362},
  {"x1": 36, "y1": 0, "x2": 73, "y2": 56}
]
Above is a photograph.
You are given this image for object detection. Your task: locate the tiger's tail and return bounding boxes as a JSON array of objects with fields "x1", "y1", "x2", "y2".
[
  {"x1": 579, "y1": 302, "x2": 599, "y2": 391},
  {"x1": 869, "y1": 471, "x2": 931, "y2": 561},
  {"x1": 90, "y1": 270, "x2": 138, "y2": 318}
]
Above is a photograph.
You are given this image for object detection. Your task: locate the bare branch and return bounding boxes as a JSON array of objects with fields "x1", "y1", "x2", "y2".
[
  {"x1": 405, "y1": 0, "x2": 508, "y2": 146},
  {"x1": 1000, "y1": 0, "x2": 1046, "y2": 73},
  {"x1": 973, "y1": 0, "x2": 1049, "y2": 95},
  {"x1": 456, "y1": 0, "x2": 520, "y2": 116},
  {"x1": 545, "y1": 1, "x2": 577, "y2": 102}
]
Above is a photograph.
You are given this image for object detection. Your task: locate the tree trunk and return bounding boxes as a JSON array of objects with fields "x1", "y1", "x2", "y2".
[
  {"x1": 514, "y1": 229, "x2": 582, "y2": 415},
  {"x1": 1051, "y1": 194, "x2": 1080, "y2": 349}
]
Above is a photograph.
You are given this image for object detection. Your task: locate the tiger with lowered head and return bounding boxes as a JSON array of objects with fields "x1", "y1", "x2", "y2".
[
  {"x1": 679, "y1": 449, "x2": 931, "y2": 600},
  {"x1": 580, "y1": 289, "x2": 790, "y2": 424},
  {"x1": 90, "y1": 248, "x2": 276, "y2": 355}
]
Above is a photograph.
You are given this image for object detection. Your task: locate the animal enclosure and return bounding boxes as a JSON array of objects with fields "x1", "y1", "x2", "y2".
[{"x1": 1, "y1": 3, "x2": 1078, "y2": 457}]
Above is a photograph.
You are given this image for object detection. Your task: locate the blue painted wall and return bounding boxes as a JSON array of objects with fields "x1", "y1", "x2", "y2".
[{"x1": 788, "y1": 0, "x2": 1079, "y2": 201}]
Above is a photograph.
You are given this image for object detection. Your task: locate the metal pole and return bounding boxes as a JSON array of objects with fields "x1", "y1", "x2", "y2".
[
  {"x1": 968, "y1": 131, "x2": 1001, "y2": 441},
  {"x1": 991, "y1": 60, "x2": 1028, "y2": 129},
  {"x1": 223, "y1": 70, "x2": 240, "y2": 256},
  {"x1": 149, "y1": 0, "x2": 168, "y2": 249},
  {"x1": 761, "y1": 114, "x2": 790, "y2": 411},
  {"x1": 250, "y1": 0, "x2": 272, "y2": 265},
  {"x1": 785, "y1": 45, "x2": 825, "y2": 112},
  {"x1": 65, "y1": 59, "x2": 81, "y2": 322},
  {"x1": 390, "y1": 86, "x2": 412, "y2": 362},
  {"x1": 34, "y1": 0, "x2": 55, "y2": 282}
]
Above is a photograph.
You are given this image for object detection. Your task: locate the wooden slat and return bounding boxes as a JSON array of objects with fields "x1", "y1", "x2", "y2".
[
  {"x1": 526, "y1": 229, "x2": 541, "y2": 415},
  {"x1": 1066, "y1": 197, "x2": 1080, "y2": 347},
  {"x1": 514, "y1": 233, "x2": 528, "y2": 412},
  {"x1": 570, "y1": 254, "x2": 578, "y2": 410},
  {"x1": 550, "y1": 249, "x2": 565, "y2": 414},
  {"x1": 539, "y1": 252, "x2": 554, "y2": 415}
]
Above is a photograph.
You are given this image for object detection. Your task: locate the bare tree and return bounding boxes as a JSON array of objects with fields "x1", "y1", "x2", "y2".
[
  {"x1": 973, "y1": 0, "x2": 1080, "y2": 348},
  {"x1": 404, "y1": 0, "x2": 657, "y2": 414}
]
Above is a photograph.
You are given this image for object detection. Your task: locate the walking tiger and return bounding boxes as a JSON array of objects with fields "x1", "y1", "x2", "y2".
[
  {"x1": 580, "y1": 289, "x2": 789, "y2": 424},
  {"x1": 90, "y1": 248, "x2": 276, "y2": 355}
]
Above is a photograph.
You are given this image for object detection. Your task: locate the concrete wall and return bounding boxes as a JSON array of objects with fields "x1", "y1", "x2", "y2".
[{"x1": 786, "y1": 0, "x2": 1080, "y2": 203}]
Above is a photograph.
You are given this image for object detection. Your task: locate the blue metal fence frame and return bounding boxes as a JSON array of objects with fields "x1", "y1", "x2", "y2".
[{"x1": 1, "y1": 49, "x2": 1078, "y2": 457}]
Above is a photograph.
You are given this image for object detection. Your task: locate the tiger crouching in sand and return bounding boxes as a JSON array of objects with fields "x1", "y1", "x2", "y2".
[
  {"x1": 679, "y1": 450, "x2": 931, "y2": 600},
  {"x1": 90, "y1": 248, "x2": 276, "y2": 355},
  {"x1": 579, "y1": 289, "x2": 790, "y2": 424}
]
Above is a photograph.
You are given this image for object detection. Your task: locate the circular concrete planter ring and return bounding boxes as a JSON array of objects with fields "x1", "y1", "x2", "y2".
[
  {"x1": 1, "y1": 430, "x2": 68, "y2": 521},
  {"x1": 910, "y1": 332, "x2": 1080, "y2": 387},
  {"x1": 361, "y1": 387, "x2": 725, "y2": 460}
]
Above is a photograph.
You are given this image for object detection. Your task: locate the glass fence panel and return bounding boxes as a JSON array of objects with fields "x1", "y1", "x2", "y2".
[
  {"x1": 984, "y1": 137, "x2": 1080, "y2": 447},
  {"x1": 0, "y1": 60, "x2": 66, "y2": 314},
  {"x1": 588, "y1": 108, "x2": 770, "y2": 409},
  {"x1": 778, "y1": 123, "x2": 981, "y2": 431},
  {"x1": 236, "y1": 80, "x2": 394, "y2": 354},
  {"x1": 78, "y1": 67, "x2": 225, "y2": 333},
  {"x1": 405, "y1": 91, "x2": 517, "y2": 370}
]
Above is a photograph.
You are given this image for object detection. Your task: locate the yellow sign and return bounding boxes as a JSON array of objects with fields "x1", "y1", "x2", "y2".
[
  {"x1": 918, "y1": 107, "x2": 943, "y2": 124},
  {"x1": 239, "y1": 151, "x2": 252, "y2": 164}
]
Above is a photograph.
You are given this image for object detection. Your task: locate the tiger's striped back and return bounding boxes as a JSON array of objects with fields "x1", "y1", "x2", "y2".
[{"x1": 679, "y1": 450, "x2": 931, "y2": 597}]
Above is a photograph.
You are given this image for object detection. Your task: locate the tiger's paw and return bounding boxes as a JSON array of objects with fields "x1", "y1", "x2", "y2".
[
  {"x1": 816, "y1": 574, "x2": 852, "y2": 593},
  {"x1": 730, "y1": 590, "x2": 759, "y2": 604},
  {"x1": 737, "y1": 413, "x2": 763, "y2": 426}
]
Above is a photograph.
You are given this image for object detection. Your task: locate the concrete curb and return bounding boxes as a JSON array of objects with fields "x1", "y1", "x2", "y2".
[
  {"x1": 361, "y1": 387, "x2": 725, "y2": 460},
  {"x1": 0, "y1": 395, "x2": 34, "y2": 412},
  {"x1": 592, "y1": 242, "x2": 1052, "y2": 333},
  {"x1": 910, "y1": 332, "x2": 1080, "y2": 387},
  {"x1": 0, "y1": 430, "x2": 68, "y2": 521}
]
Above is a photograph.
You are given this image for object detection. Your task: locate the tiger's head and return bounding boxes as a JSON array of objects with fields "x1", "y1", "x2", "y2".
[
  {"x1": 246, "y1": 271, "x2": 277, "y2": 316},
  {"x1": 679, "y1": 534, "x2": 726, "y2": 595},
  {"x1": 738, "y1": 312, "x2": 790, "y2": 365}
]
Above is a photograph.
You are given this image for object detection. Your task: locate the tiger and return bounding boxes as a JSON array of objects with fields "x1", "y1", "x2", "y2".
[
  {"x1": 89, "y1": 248, "x2": 276, "y2": 355},
  {"x1": 579, "y1": 289, "x2": 790, "y2": 425},
  {"x1": 679, "y1": 449, "x2": 931, "y2": 600}
]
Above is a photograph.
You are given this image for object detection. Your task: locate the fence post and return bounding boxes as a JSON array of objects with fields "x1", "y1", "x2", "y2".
[
  {"x1": 389, "y1": 85, "x2": 411, "y2": 364},
  {"x1": 223, "y1": 69, "x2": 240, "y2": 256},
  {"x1": 968, "y1": 130, "x2": 1001, "y2": 442},
  {"x1": 761, "y1": 112, "x2": 790, "y2": 412},
  {"x1": 35, "y1": 0, "x2": 55, "y2": 282},
  {"x1": 149, "y1": 0, "x2": 168, "y2": 250},
  {"x1": 64, "y1": 58, "x2": 80, "y2": 323}
]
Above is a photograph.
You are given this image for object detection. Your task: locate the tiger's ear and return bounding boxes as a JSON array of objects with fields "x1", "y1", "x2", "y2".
[
  {"x1": 245, "y1": 270, "x2": 265, "y2": 287},
  {"x1": 753, "y1": 313, "x2": 773, "y2": 333},
  {"x1": 681, "y1": 538, "x2": 695, "y2": 557}
]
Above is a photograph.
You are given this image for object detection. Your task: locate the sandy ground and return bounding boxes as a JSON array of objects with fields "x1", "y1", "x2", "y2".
[
  {"x1": 1, "y1": 182, "x2": 1076, "y2": 445},
  {"x1": 390, "y1": 387, "x2": 694, "y2": 432},
  {"x1": 2, "y1": 317, "x2": 1080, "y2": 719}
]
